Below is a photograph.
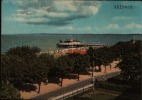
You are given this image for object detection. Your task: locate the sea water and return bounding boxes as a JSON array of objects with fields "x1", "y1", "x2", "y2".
[{"x1": 1, "y1": 34, "x2": 142, "y2": 54}]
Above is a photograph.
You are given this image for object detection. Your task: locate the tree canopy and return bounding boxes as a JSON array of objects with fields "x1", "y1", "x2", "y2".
[
  {"x1": 0, "y1": 81, "x2": 21, "y2": 99},
  {"x1": 6, "y1": 46, "x2": 40, "y2": 59},
  {"x1": 1, "y1": 40, "x2": 141, "y2": 98}
]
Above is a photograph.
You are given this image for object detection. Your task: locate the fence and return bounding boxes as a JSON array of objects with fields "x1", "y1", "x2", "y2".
[{"x1": 48, "y1": 84, "x2": 93, "y2": 100}]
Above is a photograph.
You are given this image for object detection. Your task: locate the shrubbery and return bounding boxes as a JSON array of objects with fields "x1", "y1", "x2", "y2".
[{"x1": 0, "y1": 81, "x2": 22, "y2": 99}]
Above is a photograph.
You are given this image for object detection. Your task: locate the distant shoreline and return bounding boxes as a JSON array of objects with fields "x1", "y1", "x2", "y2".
[{"x1": 1, "y1": 33, "x2": 142, "y2": 35}]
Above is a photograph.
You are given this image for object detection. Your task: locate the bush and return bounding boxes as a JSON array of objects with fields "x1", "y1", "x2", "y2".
[{"x1": 0, "y1": 81, "x2": 21, "y2": 99}]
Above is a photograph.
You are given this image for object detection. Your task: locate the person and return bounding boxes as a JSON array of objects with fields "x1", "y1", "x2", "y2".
[{"x1": 46, "y1": 79, "x2": 48, "y2": 85}]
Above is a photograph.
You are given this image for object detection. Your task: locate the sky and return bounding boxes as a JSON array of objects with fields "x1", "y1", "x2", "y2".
[{"x1": 2, "y1": 0, "x2": 142, "y2": 34}]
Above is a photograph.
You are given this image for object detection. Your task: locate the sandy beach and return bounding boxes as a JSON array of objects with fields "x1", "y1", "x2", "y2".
[{"x1": 20, "y1": 61, "x2": 120, "y2": 99}]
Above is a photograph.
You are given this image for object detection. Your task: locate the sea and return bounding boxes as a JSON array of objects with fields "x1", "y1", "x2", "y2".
[{"x1": 1, "y1": 34, "x2": 142, "y2": 54}]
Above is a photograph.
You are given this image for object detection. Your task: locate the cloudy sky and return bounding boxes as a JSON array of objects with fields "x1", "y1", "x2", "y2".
[{"x1": 2, "y1": 0, "x2": 142, "y2": 34}]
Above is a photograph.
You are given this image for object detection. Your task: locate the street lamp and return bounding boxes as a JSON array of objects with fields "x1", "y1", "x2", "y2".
[{"x1": 92, "y1": 61, "x2": 95, "y2": 95}]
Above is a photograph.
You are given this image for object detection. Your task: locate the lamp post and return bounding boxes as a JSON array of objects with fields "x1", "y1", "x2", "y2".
[
  {"x1": 105, "y1": 63, "x2": 107, "y2": 80},
  {"x1": 92, "y1": 61, "x2": 95, "y2": 95},
  {"x1": 105, "y1": 66, "x2": 107, "y2": 80}
]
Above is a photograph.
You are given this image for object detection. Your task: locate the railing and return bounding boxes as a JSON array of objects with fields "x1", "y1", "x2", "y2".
[{"x1": 48, "y1": 84, "x2": 93, "y2": 100}]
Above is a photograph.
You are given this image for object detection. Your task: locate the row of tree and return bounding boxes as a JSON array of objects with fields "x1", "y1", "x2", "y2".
[
  {"x1": 1, "y1": 46, "x2": 90, "y2": 99},
  {"x1": 1, "y1": 40, "x2": 141, "y2": 99},
  {"x1": 87, "y1": 40, "x2": 141, "y2": 82}
]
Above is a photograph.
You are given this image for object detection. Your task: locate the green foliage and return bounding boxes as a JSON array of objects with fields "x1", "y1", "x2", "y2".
[
  {"x1": 86, "y1": 47, "x2": 96, "y2": 66},
  {"x1": 68, "y1": 53, "x2": 90, "y2": 71},
  {"x1": 56, "y1": 55, "x2": 73, "y2": 77},
  {"x1": 1, "y1": 55, "x2": 25, "y2": 86},
  {"x1": 117, "y1": 54, "x2": 141, "y2": 82},
  {"x1": 113, "y1": 40, "x2": 142, "y2": 82},
  {"x1": 1, "y1": 40, "x2": 141, "y2": 97},
  {"x1": 1, "y1": 55, "x2": 11, "y2": 82},
  {"x1": 68, "y1": 53, "x2": 90, "y2": 81},
  {"x1": 86, "y1": 40, "x2": 142, "y2": 83},
  {"x1": 38, "y1": 53, "x2": 55, "y2": 68},
  {"x1": 86, "y1": 46, "x2": 113, "y2": 73},
  {"x1": 55, "y1": 55, "x2": 73, "y2": 86},
  {"x1": 56, "y1": 55, "x2": 72, "y2": 71},
  {"x1": 2, "y1": 46, "x2": 49, "y2": 93},
  {"x1": 6, "y1": 46, "x2": 40, "y2": 59},
  {"x1": 86, "y1": 47, "x2": 95, "y2": 59},
  {"x1": 111, "y1": 40, "x2": 142, "y2": 59},
  {"x1": 0, "y1": 81, "x2": 21, "y2": 99}
]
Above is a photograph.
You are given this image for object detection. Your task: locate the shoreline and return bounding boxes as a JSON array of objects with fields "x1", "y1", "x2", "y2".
[{"x1": 38, "y1": 47, "x2": 89, "y2": 55}]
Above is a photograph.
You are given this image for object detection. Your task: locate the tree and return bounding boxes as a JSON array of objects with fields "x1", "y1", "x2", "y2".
[
  {"x1": 95, "y1": 47, "x2": 113, "y2": 74},
  {"x1": 34, "y1": 53, "x2": 55, "y2": 92},
  {"x1": 86, "y1": 47, "x2": 95, "y2": 58},
  {"x1": 69, "y1": 53, "x2": 90, "y2": 81},
  {"x1": 117, "y1": 54, "x2": 141, "y2": 82},
  {"x1": 38, "y1": 53, "x2": 55, "y2": 70},
  {"x1": 86, "y1": 47, "x2": 96, "y2": 76},
  {"x1": 93, "y1": 57, "x2": 102, "y2": 72},
  {"x1": 0, "y1": 81, "x2": 21, "y2": 99},
  {"x1": 1, "y1": 55, "x2": 11, "y2": 82},
  {"x1": 6, "y1": 46, "x2": 40, "y2": 60},
  {"x1": 30, "y1": 57, "x2": 49, "y2": 93},
  {"x1": 86, "y1": 47, "x2": 95, "y2": 67},
  {"x1": 48, "y1": 54, "x2": 73, "y2": 81},
  {"x1": 115, "y1": 40, "x2": 142, "y2": 82},
  {"x1": 110, "y1": 40, "x2": 142, "y2": 60},
  {"x1": 2, "y1": 46, "x2": 53, "y2": 93},
  {"x1": 56, "y1": 55, "x2": 72, "y2": 87},
  {"x1": 3, "y1": 46, "x2": 51, "y2": 93},
  {"x1": 1, "y1": 55, "x2": 25, "y2": 88}
]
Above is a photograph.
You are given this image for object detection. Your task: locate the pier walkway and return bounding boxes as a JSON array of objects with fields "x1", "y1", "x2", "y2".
[{"x1": 57, "y1": 43, "x2": 111, "y2": 48}]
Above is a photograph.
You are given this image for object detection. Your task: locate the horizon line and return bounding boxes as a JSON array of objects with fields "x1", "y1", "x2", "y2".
[{"x1": 1, "y1": 33, "x2": 142, "y2": 35}]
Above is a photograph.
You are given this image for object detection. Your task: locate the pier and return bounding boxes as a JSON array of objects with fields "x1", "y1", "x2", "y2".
[{"x1": 57, "y1": 43, "x2": 110, "y2": 48}]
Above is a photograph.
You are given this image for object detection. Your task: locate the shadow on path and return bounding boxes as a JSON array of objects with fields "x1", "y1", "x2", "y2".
[
  {"x1": 18, "y1": 83, "x2": 37, "y2": 92},
  {"x1": 48, "y1": 77, "x2": 60, "y2": 84}
]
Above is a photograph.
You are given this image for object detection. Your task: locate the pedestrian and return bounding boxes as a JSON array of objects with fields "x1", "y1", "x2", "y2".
[{"x1": 46, "y1": 79, "x2": 48, "y2": 85}]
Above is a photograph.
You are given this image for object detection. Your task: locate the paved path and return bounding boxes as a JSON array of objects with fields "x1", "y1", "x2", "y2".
[{"x1": 30, "y1": 71, "x2": 120, "y2": 100}]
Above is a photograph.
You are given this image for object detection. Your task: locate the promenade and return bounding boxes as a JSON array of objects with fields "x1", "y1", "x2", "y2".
[{"x1": 20, "y1": 61, "x2": 120, "y2": 99}]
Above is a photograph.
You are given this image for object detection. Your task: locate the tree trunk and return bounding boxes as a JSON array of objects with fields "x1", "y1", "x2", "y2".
[
  {"x1": 105, "y1": 65, "x2": 107, "y2": 79},
  {"x1": 99, "y1": 65, "x2": 101, "y2": 72},
  {"x1": 92, "y1": 67, "x2": 93, "y2": 77},
  {"x1": 78, "y1": 71, "x2": 80, "y2": 81},
  {"x1": 38, "y1": 82, "x2": 41, "y2": 93},
  {"x1": 61, "y1": 77, "x2": 63, "y2": 87},
  {"x1": 104, "y1": 65, "x2": 106, "y2": 73},
  {"x1": 92, "y1": 61, "x2": 94, "y2": 77}
]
